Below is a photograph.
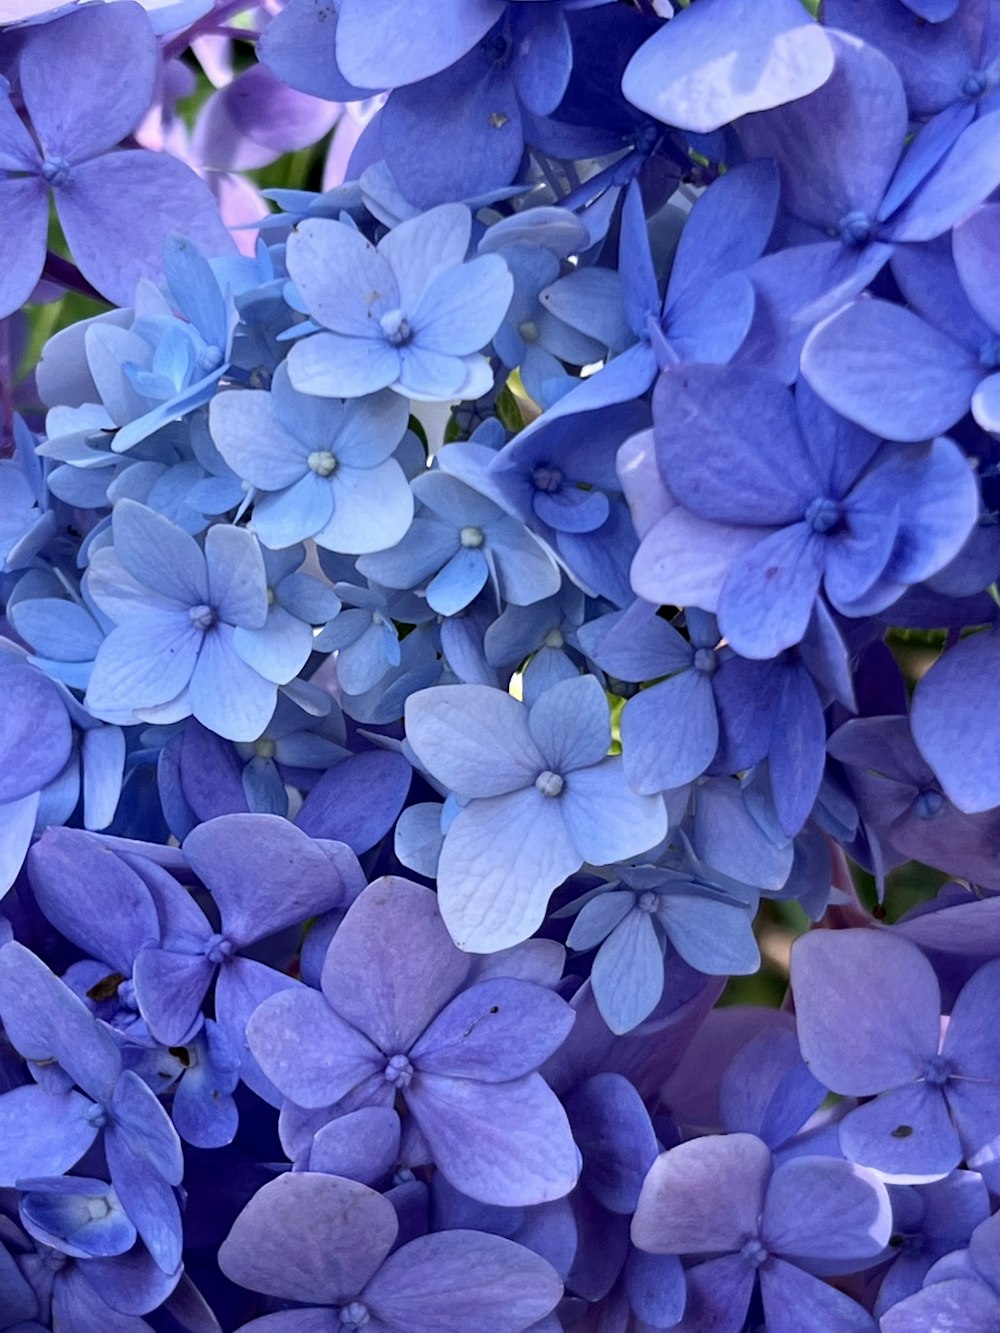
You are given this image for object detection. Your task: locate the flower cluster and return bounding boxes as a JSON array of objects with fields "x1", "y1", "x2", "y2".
[{"x1": 1, "y1": 0, "x2": 999, "y2": 1329}]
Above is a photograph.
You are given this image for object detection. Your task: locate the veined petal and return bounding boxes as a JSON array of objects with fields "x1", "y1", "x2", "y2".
[
  {"x1": 320, "y1": 877, "x2": 470, "y2": 1054},
  {"x1": 246, "y1": 986, "x2": 384, "y2": 1109},
  {"x1": 86, "y1": 614, "x2": 201, "y2": 717},
  {"x1": 19, "y1": 2, "x2": 156, "y2": 161},
  {"x1": 622, "y1": 0, "x2": 834, "y2": 133},
  {"x1": 57, "y1": 152, "x2": 234, "y2": 309},
  {"x1": 413, "y1": 255, "x2": 513, "y2": 356},
  {"x1": 560, "y1": 759, "x2": 667, "y2": 866},
  {"x1": 801, "y1": 300, "x2": 982, "y2": 442},
  {"x1": 0, "y1": 177, "x2": 48, "y2": 320},
  {"x1": 631, "y1": 1133, "x2": 772, "y2": 1254},
  {"x1": 362, "y1": 1230, "x2": 562, "y2": 1333},
  {"x1": 288, "y1": 329, "x2": 401, "y2": 398},
  {"x1": 287, "y1": 217, "x2": 399, "y2": 334},
  {"x1": 406, "y1": 1070, "x2": 579, "y2": 1206},
  {"x1": 791, "y1": 930, "x2": 941, "y2": 1095},
  {"x1": 188, "y1": 625, "x2": 277, "y2": 742},
  {"x1": 437, "y1": 787, "x2": 580, "y2": 953},
  {"x1": 219, "y1": 1171, "x2": 397, "y2": 1304},
  {"x1": 405, "y1": 685, "x2": 543, "y2": 798}
]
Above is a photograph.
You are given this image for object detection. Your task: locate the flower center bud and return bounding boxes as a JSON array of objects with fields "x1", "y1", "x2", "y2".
[
  {"x1": 87, "y1": 1195, "x2": 112, "y2": 1221},
  {"x1": 41, "y1": 155, "x2": 71, "y2": 188},
  {"x1": 693, "y1": 647, "x2": 716, "y2": 675},
  {"x1": 85, "y1": 1102, "x2": 109, "y2": 1129},
  {"x1": 460, "y1": 525, "x2": 485, "y2": 548},
  {"x1": 543, "y1": 628, "x2": 565, "y2": 649},
  {"x1": 204, "y1": 932, "x2": 235, "y2": 965},
  {"x1": 379, "y1": 308, "x2": 411, "y2": 346},
  {"x1": 339, "y1": 1303, "x2": 371, "y2": 1329},
  {"x1": 962, "y1": 69, "x2": 990, "y2": 99},
  {"x1": 535, "y1": 770, "x2": 564, "y2": 798},
  {"x1": 637, "y1": 891, "x2": 658, "y2": 913},
  {"x1": 913, "y1": 790, "x2": 944, "y2": 820},
  {"x1": 532, "y1": 465, "x2": 563, "y2": 493},
  {"x1": 836, "y1": 210, "x2": 873, "y2": 248},
  {"x1": 740, "y1": 1237, "x2": 769, "y2": 1267},
  {"x1": 308, "y1": 450, "x2": 339, "y2": 477},
  {"x1": 805, "y1": 496, "x2": 843, "y2": 535},
  {"x1": 197, "y1": 344, "x2": 224, "y2": 374},
  {"x1": 519, "y1": 319, "x2": 540, "y2": 343},
  {"x1": 922, "y1": 1054, "x2": 951, "y2": 1087},
  {"x1": 189, "y1": 604, "x2": 216, "y2": 631},
  {"x1": 383, "y1": 1053, "x2": 414, "y2": 1089},
  {"x1": 117, "y1": 978, "x2": 138, "y2": 1010},
  {"x1": 255, "y1": 737, "x2": 277, "y2": 760}
]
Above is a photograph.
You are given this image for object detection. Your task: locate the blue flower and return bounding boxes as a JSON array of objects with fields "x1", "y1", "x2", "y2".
[
  {"x1": 405, "y1": 675, "x2": 667, "y2": 951},
  {"x1": 85, "y1": 501, "x2": 285, "y2": 741},
  {"x1": 285, "y1": 204, "x2": 514, "y2": 401},
  {"x1": 209, "y1": 363, "x2": 413, "y2": 552}
]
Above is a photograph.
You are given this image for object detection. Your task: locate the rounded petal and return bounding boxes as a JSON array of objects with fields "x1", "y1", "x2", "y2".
[
  {"x1": 0, "y1": 177, "x2": 48, "y2": 319},
  {"x1": 288, "y1": 329, "x2": 401, "y2": 399},
  {"x1": 320, "y1": 877, "x2": 470, "y2": 1054},
  {"x1": 406, "y1": 1071, "x2": 580, "y2": 1206},
  {"x1": 209, "y1": 388, "x2": 309, "y2": 491},
  {"x1": 319, "y1": 460, "x2": 414, "y2": 555},
  {"x1": 183, "y1": 813, "x2": 357, "y2": 946},
  {"x1": 622, "y1": 0, "x2": 834, "y2": 133},
  {"x1": 436, "y1": 787, "x2": 581, "y2": 952},
  {"x1": 188, "y1": 625, "x2": 277, "y2": 742},
  {"x1": 405, "y1": 685, "x2": 543, "y2": 799},
  {"x1": 838, "y1": 1082, "x2": 962, "y2": 1181},
  {"x1": 0, "y1": 665, "x2": 73, "y2": 803},
  {"x1": 20, "y1": 2, "x2": 156, "y2": 160},
  {"x1": 791, "y1": 930, "x2": 941, "y2": 1096},
  {"x1": 362, "y1": 1230, "x2": 562, "y2": 1333},
  {"x1": 246, "y1": 985, "x2": 383, "y2": 1109},
  {"x1": 801, "y1": 300, "x2": 982, "y2": 442},
  {"x1": 410, "y1": 977, "x2": 575, "y2": 1081},
  {"x1": 286, "y1": 217, "x2": 399, "y2": 336},
  {"x1": 219, "y1": 1171, "x2": 398, "y2": 1304},
  {"x1": 631, "y1": 1133, "x2": 772, "y2": 1254},
  {"x1": 560, "y1": 759, "x2": 667, "y2": 865},
  {"x1": 911, "y1": 630, "x2": 1000, "y2": 814},
  {"x1": 762, "y1": 1156, "x2": 892, "y2": 1260},
  {"x1": 57, "y1": 152, "x2": 234, "y2": 308}
]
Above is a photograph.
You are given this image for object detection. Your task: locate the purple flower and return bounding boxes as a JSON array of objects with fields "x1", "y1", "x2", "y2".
[
  {"x1": 219, "y1": 1170, "x2": 564, "y2": 1332},
  {"x1": 0, "y1": 2, "x2": 231, "y2": 316},
  {"x1": 247, "y1": 877, "x2": 580, "y2": 1206},
  {"x1": 631, "y1": 1133, "x2": 891, "y2": 1332},
  {"x1": 791, "y1": 929, "x2": 1000, "y2": 1182}
]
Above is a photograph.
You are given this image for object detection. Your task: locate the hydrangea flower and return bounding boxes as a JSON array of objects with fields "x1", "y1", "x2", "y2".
[
  {"x1": 631, "y1": 1133, "x2": 892, "y2": 1332},
  {"x1": 0, "y1": 942, "x2": 184, "y2": 1273},
  {"x1": 791, "y1": 930, "x2": 1000, "y2": 1181},
  {"x1": 208, "y1": 363, "x2": 413, "y2": 553},
  {"x1": 219, "y1": 1170, "x2": 564, "y2": 1332},
  {"x1": 0, "y1": 1, "x2": 231, "y2": 316},
  {"x1": 357, "y1": 469, "x2": 562, "y2": 616},
  {"x1": 405, "y1": 676, "x2": 667, "y2": 951},
  {"x1": 247, "y1": 877, "x2": 581, "y2": 1205},
  {"x1": 85, "y1": 501, "x2": 290, "y2": 741},
  {"x1": 566, "y1": 850, "x2": 760, "y2": 1035},
  {"x1": 647, "y1": 367, "x2": 978, "y2": 659},
  {"x1": 285, "y1": 204, "x2": 514, "y2": 402}
]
